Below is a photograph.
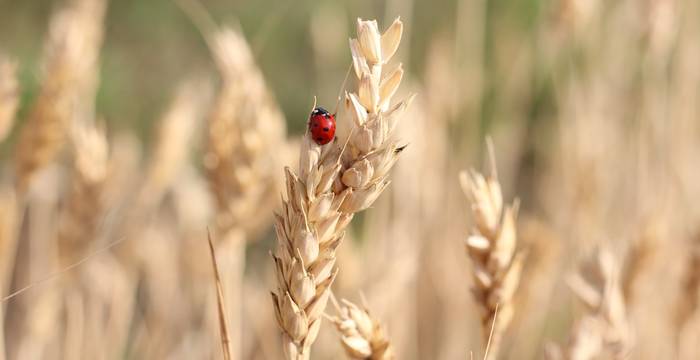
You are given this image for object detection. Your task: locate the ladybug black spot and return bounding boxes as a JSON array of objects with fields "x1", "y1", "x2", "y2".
[
  {"x1": 316, "y1": 137, "x2": 324, "y2": 142},
  {"x1": 323, "y1": 127, "x2": 329, "y2": 132},
  {"x1": 313, "y1": 122, "x2": 318, "y2": 127}
]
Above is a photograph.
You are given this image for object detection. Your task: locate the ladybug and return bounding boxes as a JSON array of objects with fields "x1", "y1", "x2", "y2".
[{"x1": 308, "y1": 107, "x2": 336, "y2": 145}]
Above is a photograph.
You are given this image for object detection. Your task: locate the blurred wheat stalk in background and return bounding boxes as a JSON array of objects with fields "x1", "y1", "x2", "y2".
[
  {"x1": 0, "y1": 0, "x2": 699, "y2": 359},
  {"x1": 327, "y1": 295, "x2": 394, "y2": 359},
  {"x1": 460, "y1": 146, "x2": 524, "y2": 360}
]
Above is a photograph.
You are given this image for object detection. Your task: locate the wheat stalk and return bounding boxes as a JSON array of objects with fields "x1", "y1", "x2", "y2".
[
  {"x1": 13, "y1": 0, "x2": 105, "y2": 192},
  {"x1": 327, "y1": 294, "x2": 394, "y2": 360},
  {"x1": 271, "y1": 17, "x2": 410, "y2": 360},
  {"x1": 207, "y1": 230, "x2": 233, "y2": 360},
  {"x1": 459, "y1": 145, "x2": 524, "y2": 360},
  {"x1": 0, "y1": 56, "x2": 19, "y2": 143}
]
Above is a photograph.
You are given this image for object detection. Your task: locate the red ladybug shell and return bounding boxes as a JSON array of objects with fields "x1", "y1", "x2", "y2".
[{"x1": 308, "y1": 107, "x2": 336, "y2": 145}]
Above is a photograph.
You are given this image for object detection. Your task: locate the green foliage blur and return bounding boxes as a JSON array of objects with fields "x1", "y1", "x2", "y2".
[{"x1": 0, "y1": 0, "x2": 545, "y2": 143}]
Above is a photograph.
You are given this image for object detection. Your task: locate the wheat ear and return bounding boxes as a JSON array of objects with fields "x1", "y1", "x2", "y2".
[
  {"x1": 549, "y1": 249, "x2": 631, "y2": 360},
  {"x1": 459, "y1": 146, "x2": 524, "y2": 360},
  {"x1": 0, "y1": 56, "x2": 19, "y2": 143},
  {"x1": 203, "y1": 27, "x2": 287, "y2": 237},
  {"x1": 140, "y1": 77, "x2": 211, "y2": 208},
  {"x1": 197, "y1": 26, "x2": 287, "y2": 357},
  {"x1": 271, "y1": 17, "x2": 410, "y2": 360},
  {"x1": 13, "y1": 0, "x2": 105, "y2": 192},
  {"x1": 56, "y1": 121, "x2": 109, "y2": 268},
  {"x1": 327, "y1": 294, "x2": 394, "y2": 360}
]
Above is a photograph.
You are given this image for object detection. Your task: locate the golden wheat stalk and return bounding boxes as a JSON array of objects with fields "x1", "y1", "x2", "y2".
[
  {"x1": 459, "y1": 145, "x2": 524, "y2": 360},
  {"x1": 327, "y1": 294, "x2": 394, "y2": 360},
  {"x1": 271, "y1": 17, "x2": 411, "y2": 360},
  {"x1": 13, "y1": 0, "x2": 105, "y2": 192},
  {"x1": 0, "y1": 56, "x2": 19, "y2": 143},
  {"x1": 207, "y1": 231, "x2": 233, "y2": 360}
]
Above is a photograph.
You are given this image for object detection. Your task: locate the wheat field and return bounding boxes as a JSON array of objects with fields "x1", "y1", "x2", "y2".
[{"x1": 0, "y1": 0, "x2": 699, "y2": 359}]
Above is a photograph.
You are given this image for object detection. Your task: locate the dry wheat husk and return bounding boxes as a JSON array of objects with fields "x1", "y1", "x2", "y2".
[
  {"x1": 328, "y1": 296, "x2": 394, "y2": 360},
  {"x1": 13, "y1": 0, "x2": 105, "y2": 192},
  {"x1": 271, "y1": 17, "x2": 411, "y2": 360},
  {"x1": 460, "y1": 149, "x2": 524, "y2": 360}
]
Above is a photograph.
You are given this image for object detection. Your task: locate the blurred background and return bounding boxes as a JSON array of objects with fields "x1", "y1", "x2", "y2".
[
  {"x1": 0, "y1": 0, "x2": 699, "y2": 359},
  {"x1": 0, "y1": 0, "x2": 481, "y2": 138}
]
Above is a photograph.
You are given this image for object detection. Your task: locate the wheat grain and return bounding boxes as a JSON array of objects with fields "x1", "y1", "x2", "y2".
[
  {"x1": 459, "y1": 146, "x2": 523, "y2": 360},
  {"x1": 271, "y1": 17, "x2": 410, "y2": 360},
  {"x1": 0, "y1": 56, "x2": 19, "y2": 143},
  {"x1": 13, "y1": 0, "x2": 105, "y2": 192},
  {"x1": 327, "y1": 295, "x2": 394, "y2": 360}
]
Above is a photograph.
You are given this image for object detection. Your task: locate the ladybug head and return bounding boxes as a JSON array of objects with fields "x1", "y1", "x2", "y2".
[{"x1": 311, "y1": 107, "x2": 332, "y2": 118}]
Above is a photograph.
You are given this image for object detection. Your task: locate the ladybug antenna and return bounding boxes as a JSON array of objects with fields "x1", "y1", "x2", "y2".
[
  {"x1": 333, "y1": 63, "x2": 354, "y2": 116},
  {"x1": 310, "y1": 96, "x2": 318, "y2": 112},
  {"x1": 306, "y1": 96, "x2": 318, "y2": 135}
]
